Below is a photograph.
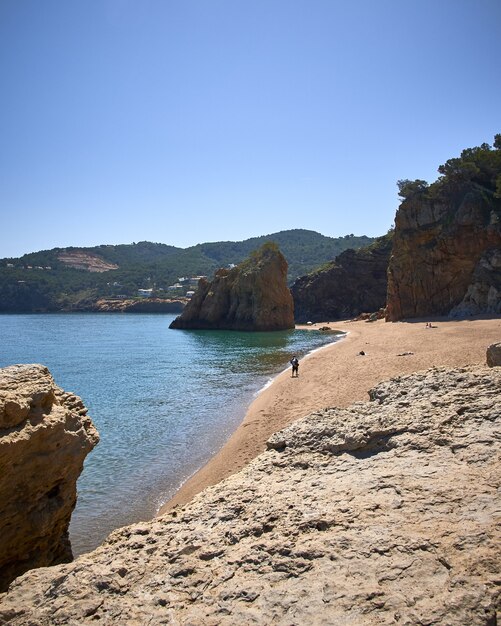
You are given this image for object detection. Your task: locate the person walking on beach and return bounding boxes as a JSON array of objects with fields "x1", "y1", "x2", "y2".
[{"x1": 290, "y1": 356, "x2": 299, "y2": 377}]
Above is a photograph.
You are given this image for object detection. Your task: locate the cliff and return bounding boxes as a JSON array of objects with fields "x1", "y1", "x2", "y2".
[
  {"x1": 0, "y1": 365, "x2": 99, "y2": 592},
  {"x1": 387, "y1": 138, "x2": 501, "y2": 321},
  {"x1": 1, "y1": 364, "x2": 499, "y2": 624},
  {"x1": 169, "y1": 243, "x2": 295, "y2": 331},
  {"x1": 291, "y1": 233, "x2": 392, "y2": 323}
]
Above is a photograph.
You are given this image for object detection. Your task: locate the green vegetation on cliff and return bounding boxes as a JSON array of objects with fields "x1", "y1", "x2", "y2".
[{"x1": 397, "y1": 134, "x2": 501, "y2": 204}]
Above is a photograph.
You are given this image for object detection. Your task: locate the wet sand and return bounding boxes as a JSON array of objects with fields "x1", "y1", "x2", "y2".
[{"x1": 159, "y1": 316, "x2": 501, "y2": 514}]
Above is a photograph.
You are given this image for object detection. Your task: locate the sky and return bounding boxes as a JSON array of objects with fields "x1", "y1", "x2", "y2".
[{"x1": 1, "y1": 0, "x2": 500, "y2": 258}]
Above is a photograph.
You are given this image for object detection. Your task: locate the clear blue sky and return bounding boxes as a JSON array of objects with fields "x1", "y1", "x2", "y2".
[{"x1": 1, "y1": 0, "x2": 500, "y2": 258}]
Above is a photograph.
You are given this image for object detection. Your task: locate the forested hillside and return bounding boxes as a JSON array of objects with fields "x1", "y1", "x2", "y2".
[{"x1": 0, "y1": 230, "x2": 375, "y2": 312}]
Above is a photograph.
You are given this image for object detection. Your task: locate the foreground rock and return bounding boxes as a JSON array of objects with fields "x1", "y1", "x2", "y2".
[
  {"x1": 1, "y1": 365, "x2": 499, "y2": 625},
  {"x1": 291, "y1": 233, "x2": 392, "y2": 323},
  {"x1": 170, "y1": 243, "x2": 294, "y2": 331},
  {"x1": 0, "y1": 365, "x2": 99, "y2": 592}
]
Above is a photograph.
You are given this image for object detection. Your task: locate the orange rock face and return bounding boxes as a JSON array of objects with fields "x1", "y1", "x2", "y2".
[
  {"x1": 386, "y1": 186, "x2": 501, "y2": 321},
  {"x1": 0, "y1": 365, "x2": 99, "y2": 591},
  {"x1": 170, "y1": 243, "x2": 295, "y2": 331}
]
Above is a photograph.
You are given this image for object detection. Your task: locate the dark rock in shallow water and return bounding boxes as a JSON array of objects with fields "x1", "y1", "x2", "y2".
[{"x1": 169, "y1": 243, "x2": 295, "y2": 331}]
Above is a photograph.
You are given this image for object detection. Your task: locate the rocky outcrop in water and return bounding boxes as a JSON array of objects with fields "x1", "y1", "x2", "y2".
[
  {"x1": 291, "y1": 233, "x2": 392, "y2": 323},
  {"x1": 386, "y1": 139, "x2": 501, "y2": 321},
  {"x1": 1, "y1": 364, "x2": 499, "y2": 624},
  {"x1": 0, "y1": 365, "x2": 99, "y2": 592},
  {"x1": 169, "y1": 243, "x2": 294, "y2": 331}
]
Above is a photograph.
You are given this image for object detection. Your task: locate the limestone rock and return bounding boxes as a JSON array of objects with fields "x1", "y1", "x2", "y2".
[
  {"x1": 0, "y1": 365, "x2": 99, "y2": 592},
  {"x1": 486, "y1": 342, "x2": 501, "y2": 367},
  {"x1": 291, "y1": 233, "x2": 392, "y2": 323},
  {"x1": 386, "y1": 185, "x2": 501, "y2": 321},
  {"x1": 449, "y1": 249, "x2": 501, "y2": 317},
  {"x1": 169, "y1": 243, "x2": 294, "y2": 331},
  {"x1": 1, "y1": 365, "x2": 499, "y2": 624}
]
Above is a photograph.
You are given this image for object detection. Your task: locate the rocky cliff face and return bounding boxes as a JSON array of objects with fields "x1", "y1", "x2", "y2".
[
  {"x1": 291, "y1": 233, "x2": 392, "y2": 323},
  {"x1": 0, "y1": 365, "x2": 99, "y2": 592},
  {"x1": 387, "y1": 185, "x2": 501, "y2": 321},
  {"x1": 169, "y1": 243, "x2": 295, "y2": 331},
  {"x1": 1, "y1": 364, "x2": 499, "y2": 624}
]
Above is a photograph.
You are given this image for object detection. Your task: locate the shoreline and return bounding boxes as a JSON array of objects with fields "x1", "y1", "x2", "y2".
[
  {"x1": 159, "y1": 315, "x2": 501, "y2": 515},
  {"x1": 156, "y1": 330, "x2": 345, "y2": 513}
]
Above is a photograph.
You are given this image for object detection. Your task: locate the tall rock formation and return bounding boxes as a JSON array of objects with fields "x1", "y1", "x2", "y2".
[
  {"x1": 387, "y1": 138, "x2": 501, "y2": 321},
  {"x1": 291, "y1": 233, "x2": 392, "y2": 323},
  {"x1": 0, "y1": 365, "x2": 99, "y2": 592},
  {"x1": 1, "y1": 365, "x2": 499, "y2": 624},
  {"x1": 169, "y1": 243, "x2": 295, "y2": 331}
]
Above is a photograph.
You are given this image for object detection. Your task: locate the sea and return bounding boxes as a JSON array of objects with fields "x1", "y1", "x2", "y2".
[{"x1": 0, "y1": 313, "x2": 342, "y2": 555}]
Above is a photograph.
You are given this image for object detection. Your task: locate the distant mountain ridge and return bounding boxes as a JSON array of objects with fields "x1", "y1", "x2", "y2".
[{"x1": 0, "y1": 230, "x2": 376, "y2": 312}]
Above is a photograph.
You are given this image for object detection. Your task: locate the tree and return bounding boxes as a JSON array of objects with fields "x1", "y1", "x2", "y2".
[{"x1": 397, "y1": 179, "x2": 429, "y2": 199}]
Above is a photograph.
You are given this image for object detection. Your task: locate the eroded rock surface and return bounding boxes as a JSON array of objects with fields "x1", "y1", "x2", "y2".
[
  {"x1": 386, "y1": 185, "x2": 501, "y2": 321},
  {"x1": 1, "y1": 365, "x2": 499, "y2": 624},
  {"x1": 291, "y1": 233, "x2": 392, "y2": 323},
  {"x1": 0, "y1": 365, "x2": 99, "y2": 592},
  {"x1": 449, "y1": 249, "x2": 501, "y2": 318},
  {"x1": 486, "y1": 342, "x2": 501, "y2": 367},
  {"x1": 169, "y1": 243, "x2": 294, "y2": 331}
]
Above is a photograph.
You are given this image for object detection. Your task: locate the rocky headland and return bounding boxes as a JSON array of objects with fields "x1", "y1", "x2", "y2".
[
  {"x1": 387, "y1": 139, "x2": 501, "y2": 321},
  {"x1": 386, "y1": 187, "x2": 501, "y2": 321},
  {"x1": 1, "y1": 362, "x2": 499, "y2": 624},
  {"x1": 288, "y1": 138, "x2": 501, "y2": 324},
  {"x1": 291, "y1": 233, "x2": 392, "y2": 323},
  {"x1": 0, "y1": 365, "x2": 99, "y2": 592},
  {"x1": 169, "y1": 243, "x2": 294, "y2": 331}
]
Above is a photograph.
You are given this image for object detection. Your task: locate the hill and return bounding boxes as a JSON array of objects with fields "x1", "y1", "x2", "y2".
[{"x1": 0, "y1": 230, "x2": 375, "y2": 312}]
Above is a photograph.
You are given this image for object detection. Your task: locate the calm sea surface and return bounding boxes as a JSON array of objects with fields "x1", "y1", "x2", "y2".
[{"x1": 0, "y1": 313, "x2": 342, "y2": 554}]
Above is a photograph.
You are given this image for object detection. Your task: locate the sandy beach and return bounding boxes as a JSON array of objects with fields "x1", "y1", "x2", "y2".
[{"x1": 159, "y1": 315, "x2": 501, "y2": 513}]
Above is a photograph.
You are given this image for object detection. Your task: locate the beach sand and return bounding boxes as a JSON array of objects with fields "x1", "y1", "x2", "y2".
[{"x1": 159, "y1": 315, "x2": 501, "y2": 514}]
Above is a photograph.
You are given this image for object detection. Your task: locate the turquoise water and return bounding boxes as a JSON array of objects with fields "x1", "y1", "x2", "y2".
[{"x1": 0, "y1": 313, "x2": 341, "y2": 554}]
